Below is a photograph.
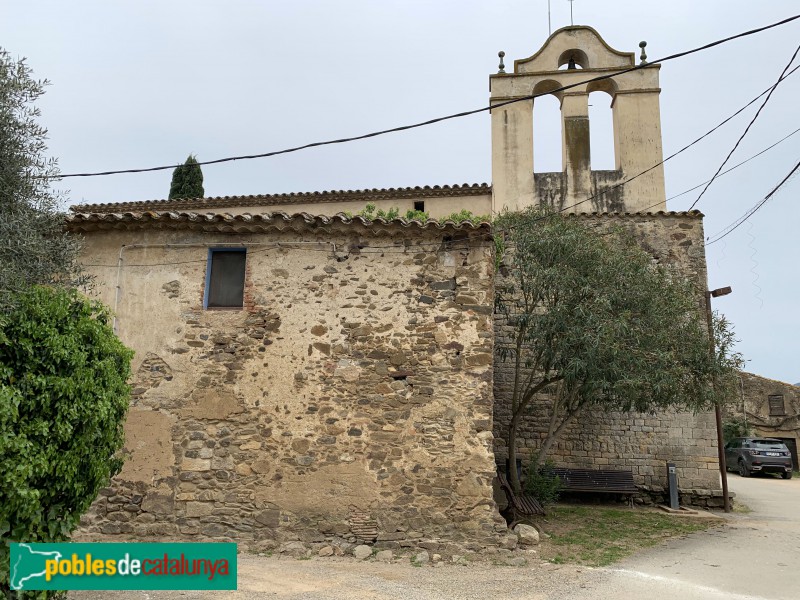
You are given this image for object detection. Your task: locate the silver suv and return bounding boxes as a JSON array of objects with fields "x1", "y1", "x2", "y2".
[{"x1": 725, "y1": 437, "x2": 793, "y2": 479}]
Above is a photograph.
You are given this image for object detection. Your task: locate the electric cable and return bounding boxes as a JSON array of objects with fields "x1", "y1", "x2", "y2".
[
  {"x1": 522, "y1": 64, "x2": 800, "y2": 221},
  {"x1": 50, "y1": 14, "x2": 800, "y2": 180},
  {"x1": 666, "y1": 126, "x2": 800, "y2": 202},
  {"x1": 80, "y1": 151, "x2": 800, "y2": 268},
  {"x1": 87, "y1": 65, "x2": 795, "y2": 225},
  {"x1": 706, "y1": 158, "x2": 800, "y2": 245},
  {"x1": 688, "y1": 42, "x2": 800, "y2": 210},
  {"x1": 75, "y1": 121, "x2": 800, "y2": 261},
  {"x1": 74, "y1": 120, "x2": 800, "y2": 262}
]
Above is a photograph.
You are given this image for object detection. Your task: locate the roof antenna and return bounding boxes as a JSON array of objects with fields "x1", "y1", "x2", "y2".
[
  {"x1": 548, "y1": 0, "x2": 552, "y2": 35},
  {"x1": 568, "y1": 0, "x2": 575, "y2": 26}
]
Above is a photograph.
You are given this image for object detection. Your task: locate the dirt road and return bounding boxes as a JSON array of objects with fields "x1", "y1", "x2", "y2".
[
  {"x1": 70, "y1": 555, "x2": 592, "y2": 599},
  {"x1": 568, "y1": 475, "x2": 800, "y2": 600}
]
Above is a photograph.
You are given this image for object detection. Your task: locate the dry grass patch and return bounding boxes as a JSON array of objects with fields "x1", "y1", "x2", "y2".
[{"x1": 536, "y1": 504, "x2": 723, "y2": 567}]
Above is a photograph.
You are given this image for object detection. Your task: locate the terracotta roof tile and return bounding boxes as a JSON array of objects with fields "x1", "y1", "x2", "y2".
[
  {"x1": 65, "y1": 210, "x2": 494, "y2": 234},
  {"x1": 65, "y1": 208, "x2": 702, "y2": 235}
]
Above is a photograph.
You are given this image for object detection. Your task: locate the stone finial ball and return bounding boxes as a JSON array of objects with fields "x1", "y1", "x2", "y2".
[{"x1": 639, "y1": 41, "x2": 647, "y2": 48}]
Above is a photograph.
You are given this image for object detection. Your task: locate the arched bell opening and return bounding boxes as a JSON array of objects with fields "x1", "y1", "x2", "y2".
[
  {"x1": 557, "y1": 48, "x2": 589, "y2": 70},
  {"x1": 586, "y1": 80, "x2": 619, "y2": 171},
  {"x1": 532, "y1": 80, "x2": 564, "y2": 173}
]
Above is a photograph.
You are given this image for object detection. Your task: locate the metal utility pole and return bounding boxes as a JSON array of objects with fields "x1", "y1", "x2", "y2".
[{"x1": 705, "y1": 286, "x2": 732, "y2": 513}]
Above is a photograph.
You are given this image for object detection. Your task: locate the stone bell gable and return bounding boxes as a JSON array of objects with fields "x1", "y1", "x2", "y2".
[{"x1": 491, "y1": 26, "x2": 666, "y2": 214}]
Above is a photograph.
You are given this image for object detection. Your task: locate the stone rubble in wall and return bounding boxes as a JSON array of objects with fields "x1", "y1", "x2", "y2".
[{"x1": 348, "y1": 509, "x2": 378, "y2": 543}]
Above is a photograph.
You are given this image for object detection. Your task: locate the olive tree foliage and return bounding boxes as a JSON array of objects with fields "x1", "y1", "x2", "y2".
[
  {"x1": 0, "y1": 49, "x2": 84, "y2": 311},
  {"x1": 494, "y1": 208, "x2": 741, "y2": 493},
  {"x1": 711, "y1": 311, "x2": 745, "y2": 407},
  {"x1": 168, "y1": 154, "x2": 204, "y2": 199},
  {"x1": 0, "y1": 287, "x2": 133, "y2": 598}
]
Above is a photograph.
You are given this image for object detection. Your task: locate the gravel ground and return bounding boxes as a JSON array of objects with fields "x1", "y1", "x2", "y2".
[
  {"x1": 72, "y1": 476, "x2": 800, "y2": 600},
  {"x1": 70, "y1": 553, "x2": 594, "y2": 600}
]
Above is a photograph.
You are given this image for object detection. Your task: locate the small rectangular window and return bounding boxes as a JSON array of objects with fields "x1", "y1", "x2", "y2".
[
  {"x1": 768, "y1": 394, "x2": 786, "y2": 416},
  {"x1": 205, "y1": 249, "x2": 246, "y2": 308},
  {"x1": 413, "y1": 201, "x2": 425, "y2": 212}
]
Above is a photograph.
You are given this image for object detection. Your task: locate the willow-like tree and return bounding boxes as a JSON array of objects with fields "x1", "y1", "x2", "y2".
[
  {"x1": 494, "y1": 208, "x2": 741, "y2": 493},
  {"x1": 0, "y1": 48, "x2": 85, "y2": 310},
  {"x1": 168, "y1": 154, "x2": 205, "y2": 199}
]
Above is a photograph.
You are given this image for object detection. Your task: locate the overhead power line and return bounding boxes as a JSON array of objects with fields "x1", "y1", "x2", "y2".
[
  {"x1": 570, "y1": 121, "x2": 800, "y2": 216},
  {"x1": 51, "y1": 14, "x2": 800, "y2": 180},
  {"x1": 556, "y1": 126, "x2": 800, "y2": 221},
  {"x1": 705, "y1": 159, "x2": 800, "y2": 245},
  {"x1": 688, "y1": 41, "x2": 800, "y2": 210},
  {"x1": 666, "y1": 127, "x2": 800, "y2": 202},
  {"x1": 543, "y1": 64, "x2": 800, "y2": 217}
]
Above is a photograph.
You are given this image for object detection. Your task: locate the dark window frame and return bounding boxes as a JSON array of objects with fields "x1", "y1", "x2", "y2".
[
  {"x1": 768, "y1": 394, "x2": 787, "y2": 417},
  {"x1": 203, "y1": 248, "x2": 247, "y2": 309},
  {"x1": 413, "y1": 200, "x2": 425, "y2": 212}
]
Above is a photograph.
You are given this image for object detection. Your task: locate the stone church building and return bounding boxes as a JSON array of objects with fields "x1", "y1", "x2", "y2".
[{"x1": 70, "y1": 27, "x2": 722, "y2": 552}]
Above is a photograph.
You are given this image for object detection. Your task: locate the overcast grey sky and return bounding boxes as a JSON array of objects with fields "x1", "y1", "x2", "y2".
[{"x1": 2, "y1": 1, "x2": 798, "y2": 383}]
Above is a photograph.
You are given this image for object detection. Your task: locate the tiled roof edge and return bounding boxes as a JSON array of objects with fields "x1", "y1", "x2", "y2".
[
  {"x1": 65, "y1": 210, "x2": 494, "y2": 233},
  {"x1": 69, "y1": 183, "x2": 493, "y2": 213},
  {"x1": 66, "y1": 209, "x2": 703, "y2": 234}
]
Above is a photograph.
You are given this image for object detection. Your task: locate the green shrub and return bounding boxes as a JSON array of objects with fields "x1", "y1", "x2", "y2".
[
  {"x1": 405, "y1": 209, "x2": 430, "y2": 222},
  {"x1": 494, "y1": 234, "x2": 506, "y2": 270},
  {"x1": 723, "y1": 416, "x2": 753, "y2": 444},
  {"x1": 0, "y1": 287, "x2": 133, "y2": 598},
  {"x1": 376, "y1": 207, "x2": 399, "y2": 220},
  {"x1": 353, "y1": 205, "x2": 489, "y2": 225},
  {"x1": 358, "y1": 203, "x2": 377, "y2": 219},
  {"x1": 524, "y1": 455, "x2": 562, "y2": 506},
  {"x1": 440, "y1": 209, "x2": 491, "y2": 225}
]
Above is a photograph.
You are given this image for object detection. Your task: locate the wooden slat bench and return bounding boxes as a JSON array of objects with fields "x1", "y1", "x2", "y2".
[
  {"x1": 497, "y1": 471, "x2": 546, "y2": 526},
  {"x1": 550, "y1": 467, "x2": 638, "y2": 503}
]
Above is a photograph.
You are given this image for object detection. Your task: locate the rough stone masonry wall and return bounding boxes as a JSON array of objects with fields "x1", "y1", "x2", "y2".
[
  {"x1": 493, "y1": 213, "x2": 723, "y2": 506},
  {"x1": 76, "y1": 222, "x2": 509, "y2": 553}
]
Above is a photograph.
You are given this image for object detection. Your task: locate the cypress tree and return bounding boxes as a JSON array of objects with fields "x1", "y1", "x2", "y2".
[{"x1": 168, "y1": 154, "x2": 205, "y2": 199}]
